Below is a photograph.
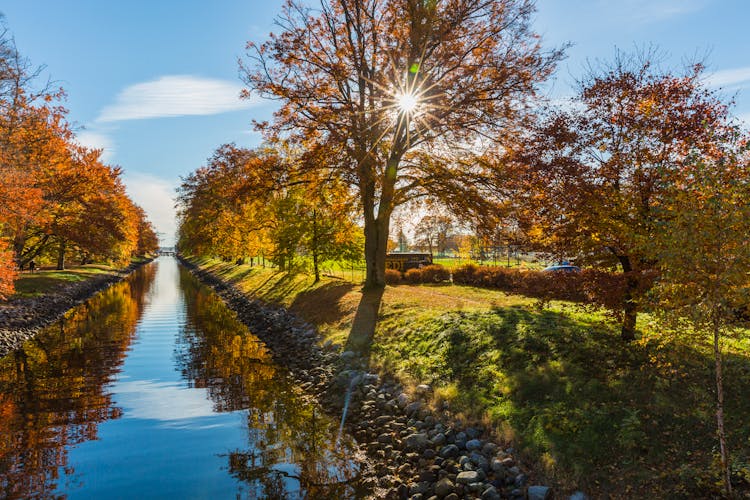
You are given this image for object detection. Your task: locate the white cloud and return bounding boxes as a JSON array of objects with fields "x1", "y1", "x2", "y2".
[
  {"x1": 122, "y1": 172, "x2": 178, "y2": 246},
  {"x1": 97, "y1": 75, "x2": 258, "y2": 122},
  {"x1": 707, "y1": 67, "x2": 750, "y2": 89},
  {"x1": 113, "y1": 379, "x2": 217, "y2": 421},
  {"x1": 76, "y1": 129, "x2": 115, "y2": 163}
]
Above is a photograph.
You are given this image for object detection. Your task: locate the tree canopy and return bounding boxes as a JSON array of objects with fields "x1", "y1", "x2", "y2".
[{"x1": 241, "y1": 0, "x2": 563, "y2": 287}]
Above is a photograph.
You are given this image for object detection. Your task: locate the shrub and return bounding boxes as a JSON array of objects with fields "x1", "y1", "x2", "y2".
[
  {"x1": 385, "y1": 268, "x2": 402, "y2": 284},
  {"x1": 404, "y1": 268, "x2": 422, "y2": 284},
  {"x1": 420, "y1": 264, "x2": 451, "y2": 283},
  {"x1": 452, "y1": 264, "x2": 479, "y2": 285}
]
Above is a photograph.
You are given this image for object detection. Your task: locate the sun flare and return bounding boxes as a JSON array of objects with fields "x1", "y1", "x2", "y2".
[{"x1": 396, "y1": 92, "x2": 419, "y2": 113}]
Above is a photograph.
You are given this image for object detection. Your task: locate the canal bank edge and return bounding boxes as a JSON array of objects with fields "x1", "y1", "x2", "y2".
[
  {"x1": 0, "y1": 258, "x2": 154, "y2": 358},
  {"x1": 179, "y1": 256, "x2": 567, "y2": 500}
]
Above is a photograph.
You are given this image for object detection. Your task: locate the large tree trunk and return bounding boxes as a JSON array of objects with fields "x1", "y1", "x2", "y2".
[
  {"x1": 56, "y1": 240, "x2": 66, "y2": 271},
  {"x1": 713, "y1": 316, "x2": 732, "y2": 497},
  {"x1": 616, "y1": 254, "x2": 637, "y2": 341},
  {"x1": 311, "y1": 209, "x2": 320, "y2": 283},
  {"x1": 364, "y1": 155, "x2": 398, "y2": 289},
  {"x1": 363, "y1": 215, "x2": 390, "y2": 289}
]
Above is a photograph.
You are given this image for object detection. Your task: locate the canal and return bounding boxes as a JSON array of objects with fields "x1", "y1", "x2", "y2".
[{"x1": 0, "y1": 257, "x2": 363, "y2": 499}]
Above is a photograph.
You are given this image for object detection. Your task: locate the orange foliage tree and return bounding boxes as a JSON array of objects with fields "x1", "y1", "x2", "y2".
[
  {"x1": 241, "y1": 0, "x2": 563, "y2": 288},
  {"x1": 177, "y1": 143, "x2": 363, "y2": 276},
  {"x1": 505, "y1": 52, "x2": 735, "y2": 340},
  {"x1": 0, "y1": 19, "x2": 158, "y2": 293}
]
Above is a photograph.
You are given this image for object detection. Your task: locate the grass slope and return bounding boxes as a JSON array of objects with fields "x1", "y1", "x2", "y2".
[
  {"x1": 191, "y1": 256, "x2": 750, "y2": 498},
  {"x1": 12, "y1": 265, "x2": 119, "y2": 298}
]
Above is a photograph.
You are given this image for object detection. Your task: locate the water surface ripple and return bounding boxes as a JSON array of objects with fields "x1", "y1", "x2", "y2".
[{"x1": 0, "y1": 257, "x2": 361, "y2": 499}]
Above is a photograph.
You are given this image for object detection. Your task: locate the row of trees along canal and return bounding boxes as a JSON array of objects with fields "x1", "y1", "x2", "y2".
[
  {"x1": 176, "y1": 1, "x2": 750, "y2": 495},
  {"x1": 0, "y1": 17, "x2": 160, "y2": 299}
]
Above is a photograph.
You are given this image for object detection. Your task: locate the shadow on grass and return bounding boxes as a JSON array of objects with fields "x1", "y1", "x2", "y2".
[
  {"x1": 376, "y1": 304, "x2": 750, "y2": 496},
  {"x1": 290, "y1": 281, "x2": 357, "y2": 327},
  {"x1": 344, "y1": 287, "x2": 384, "y2": 362}
]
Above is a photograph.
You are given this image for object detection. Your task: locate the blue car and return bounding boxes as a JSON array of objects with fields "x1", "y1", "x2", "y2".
[{"x1": 543, "y1": 264, "x2": 581, "y2": 273}]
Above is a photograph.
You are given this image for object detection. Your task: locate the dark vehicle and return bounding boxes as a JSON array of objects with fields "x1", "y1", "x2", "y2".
[
  {"x1": 386, "y1": 252, "x2": 433, "y2": 272},
  {"x1": 543, "y1": 264, "x2": 581, "y2": 273}
]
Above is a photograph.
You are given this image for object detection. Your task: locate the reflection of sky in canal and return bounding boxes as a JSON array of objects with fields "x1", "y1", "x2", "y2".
[
  {"x1": 111, "y1": 379, "x2": 218, "y2": 422},
  {"x1": 0, "y1": 257, "x2": 362, "y2": 499}
]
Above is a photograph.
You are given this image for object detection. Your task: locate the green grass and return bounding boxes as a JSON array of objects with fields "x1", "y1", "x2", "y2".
[
  {"x1": 189, "y1": 256, "x2": 750, "y2": 498},
  {"x1": 12, "y1": 265, "x2": 119, "y2": 298}
]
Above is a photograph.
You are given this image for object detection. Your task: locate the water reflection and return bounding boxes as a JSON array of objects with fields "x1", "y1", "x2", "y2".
[
  {"x1": 177, "y1": 268, "x2": 364, "y2": 498},
  {"x1": 0, "y1": 264, "x2": 156, "y2": 499},
  {"x1": 0, "y1": 259, "x2": 364, "y2": 499}
]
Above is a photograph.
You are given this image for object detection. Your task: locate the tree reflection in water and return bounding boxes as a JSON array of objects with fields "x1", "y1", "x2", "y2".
[
  {"x1": 176, "y1": 268, "x2": 366, "y2": 499},
  {"x1": 0, "y1": 264, "x2": 156, "y2": 500}
]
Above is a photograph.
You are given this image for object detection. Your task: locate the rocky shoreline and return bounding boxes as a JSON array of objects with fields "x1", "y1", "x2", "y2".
[
  {"x1": 180, "y1": 257, "x2": 581, "y2": 500},
  {"x1": 0, "y1": 259, "x2": 153, "y2": 358}
]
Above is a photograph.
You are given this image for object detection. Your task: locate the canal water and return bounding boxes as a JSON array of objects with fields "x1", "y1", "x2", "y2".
[{"x1": 0, "y1": 257, "x2": 362, "y2": 499}]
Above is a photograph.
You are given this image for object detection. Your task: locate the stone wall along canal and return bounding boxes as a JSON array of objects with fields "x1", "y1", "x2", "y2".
[{"x1": 0, "y1": 256, "x2": 365, "y2": 499}]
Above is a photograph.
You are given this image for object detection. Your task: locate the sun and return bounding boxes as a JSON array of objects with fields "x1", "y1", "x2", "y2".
[{"x1": 396, "y1": 92, "x2": 419, "y2": 113}]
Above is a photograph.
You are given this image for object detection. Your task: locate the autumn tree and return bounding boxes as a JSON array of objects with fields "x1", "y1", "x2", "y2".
[
  {"x1": 506, "y1": 51, "x2": 733, "y2": 340},
  {"x1": 413, "y1": 213, "x2": 453, "y2": 255},
  {"x1": 647, "y1": 134, "x2": 750, "y2": 496},
  {"x1": 242, "y1": 0, "x2": 562, "y2": 288},
  {"x1": 134, "y1": 205, "x2": 159, "y2": 257},
  {"x1": 177, "y1": 143, "x2": 362, "y2": 277}
]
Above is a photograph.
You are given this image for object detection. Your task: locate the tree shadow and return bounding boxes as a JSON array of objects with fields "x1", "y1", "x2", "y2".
[
  {"x1": 289, "y1": 281, "x2": 357, "y2": 327},
  {"x1": 344, "y1": 287, "x2": 384, "y2": 363},
  {"x1": 432, "y1": 305, "x2": 750, "y2": 496}
]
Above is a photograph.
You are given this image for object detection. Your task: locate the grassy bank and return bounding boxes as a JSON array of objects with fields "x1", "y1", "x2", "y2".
[
  {"x1": 190, "y1": 256, "x2": 750, "y2": 498},
  {"x1": 11, "y1": 257, "x2": 152, "y2": 298}
]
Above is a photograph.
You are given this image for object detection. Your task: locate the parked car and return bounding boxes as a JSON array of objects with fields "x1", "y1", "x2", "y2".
[{"x1": 543, "y1": 264, "x2": 581, "y2": 273}]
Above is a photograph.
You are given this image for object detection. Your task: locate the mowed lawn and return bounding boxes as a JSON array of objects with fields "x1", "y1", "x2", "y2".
[
  {"x1": 192, "y1": 256, "x2": 750, "y2": 498},
  {"x1": 12, "y1": 264, "x2": 119, "y2": 298}
]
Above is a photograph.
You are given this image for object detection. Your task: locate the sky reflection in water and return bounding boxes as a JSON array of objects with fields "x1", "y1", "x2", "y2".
[{"x1": 0, "y1": 257, "x2": 362, "y2": 499}]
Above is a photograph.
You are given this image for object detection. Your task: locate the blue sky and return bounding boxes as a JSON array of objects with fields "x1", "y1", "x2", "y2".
[{"x1": 2, "y1": 0, "x2": 749, "y2": 244}]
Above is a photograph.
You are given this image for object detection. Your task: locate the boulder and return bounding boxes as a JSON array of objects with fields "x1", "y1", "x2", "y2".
[
  {"x1": 527, "y1": 485, "x2": 551, "y2": 500},
  {"x1": 434, "y1": 478, "x2": 455, "y2": 498},
  {"x1": 404, "y1": 433, "x2": 431, "y2": 452},
  {"x1": 455, "y1": 470, "x2": 480, "y2": 484}
]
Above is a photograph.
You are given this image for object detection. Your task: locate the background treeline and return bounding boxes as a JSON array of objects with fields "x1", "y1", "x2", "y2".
[
  {"x1": 176, "y1": 144, "x2": 362, "y2": 282},
  {"x1": 0, "y1": 19, "x2": 159, "y2": 299}
]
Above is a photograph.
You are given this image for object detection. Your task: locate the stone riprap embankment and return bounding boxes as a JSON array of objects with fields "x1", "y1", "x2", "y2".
[
  {"x1": 181, "y1": 257, "x2": 579, "y2": 500},
  {"x1": 0, "y1": 260, "x2": 152, "y2": 358}
]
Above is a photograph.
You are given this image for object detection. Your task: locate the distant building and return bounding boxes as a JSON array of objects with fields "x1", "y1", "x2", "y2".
[{"x1": 385, "y1": 252, "x2": 432, "y2": 272}]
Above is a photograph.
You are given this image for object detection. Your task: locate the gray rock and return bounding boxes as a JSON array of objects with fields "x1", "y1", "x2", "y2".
[
  {"x1": 405, "y1": 401, "x2": 423, "y2": 415},
  {"x1": 404, "y1": 433, "x2": 431, "y2": 452},
  {"x1": 467, "y1": 482, "x2": 485, "y2": 493},
  {"x1": 466, "y1": 438, "x2": 482, "y2": 451},
  {"x1": 481, "y1": 485, "x2": 501, "y2": 500},
  {"x1": 415, "y1": 383, "x2": 432, "y2": 395},
  {"x1": 440, "y1": 444, "x2": 460, "y2": 458},
  {"x1": 491, "y1": 459, "x2": 506, "y2": 473},
  {"x1": 434, "y1": 478, "x2": 455, "y2": 498},
  {"x1": 397, "y1": 393, "x2": 410, "y2": 409},
  {"x1": 481, "y1": 442, "x2": 498, "y2": 456},
  {"x1": 469, "y1": 451, "x2": 490, "y2": 472},
  {"x1": 377, "y1": 433, "x2": 392, "y2": 444},
  {"x1": 409, "y1": 481, "x2": 430, "y2": 495},
  {"x1": 569, "y1": 492, "x2": 589, "y2": 500},
  {"x1": 455, "y1": 470, "x2": 480, "y2": 484},
  {"x1": 527, "y1": 485, "x2": 551, "y2": 500},
  {"x1": 431, "y1": 433, "x2": 447, "y2": 446},
  {"x1": 514, "y1": 473, "x2": 527, "y2": 487},
  {"x1": 340, "y1": 350, "x2": 357, "y2": 361}
]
